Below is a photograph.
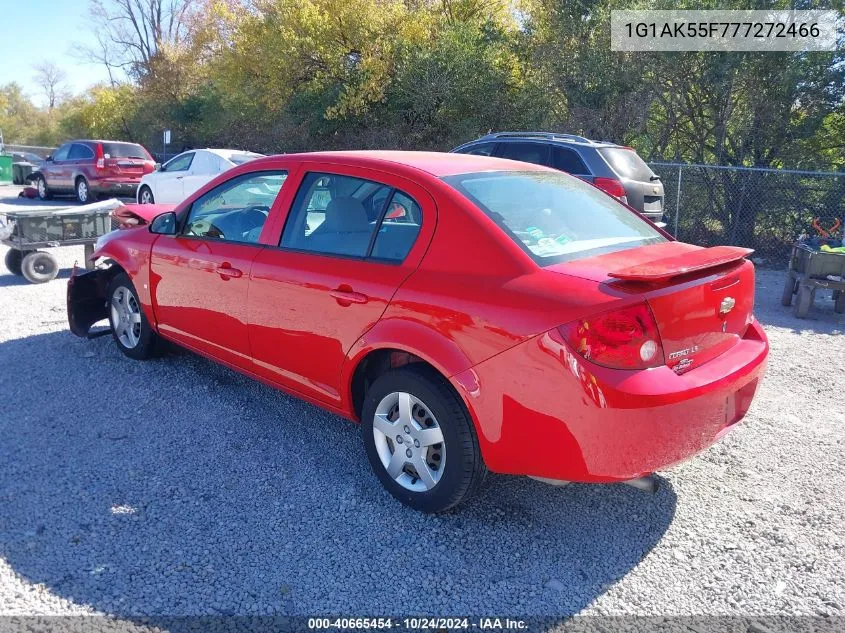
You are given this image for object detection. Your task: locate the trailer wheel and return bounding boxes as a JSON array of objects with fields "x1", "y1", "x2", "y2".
[
  {"x1": 21, "y1": 251, "x2": 59, "y2": 284},
  {"x1": 835, "y1": 290, "x2": 845, "y2": 314},
  {"x1": 780, "y1": 274, "x2": 796, "y2": 306},
  {"x1": 4, "y1": 249, "x2": 28, "y2": 276},
  {"x1": 793, "y1": 285, "x2": 814, "y2": 319}
]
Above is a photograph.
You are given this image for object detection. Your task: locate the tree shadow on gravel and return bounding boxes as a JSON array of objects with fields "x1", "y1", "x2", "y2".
[{"x1": 0, "y1": 330, "x2": 676, "y2": 619}]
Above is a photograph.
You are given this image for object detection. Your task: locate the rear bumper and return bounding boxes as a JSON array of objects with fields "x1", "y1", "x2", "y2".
[
  {"x1": 454, "y1": 319, "x2": 769, "y2": 482},
  {"x1": 67, "y1": 266, "x2": 109, "y2": 337},
  {"x1": 90, "y1": 178, "x2": 142, "y2": 196}
]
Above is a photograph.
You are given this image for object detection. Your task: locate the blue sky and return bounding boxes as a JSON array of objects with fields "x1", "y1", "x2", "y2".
[{"x1": 0, "y1": 0, "x2": 115, "y2": 105}]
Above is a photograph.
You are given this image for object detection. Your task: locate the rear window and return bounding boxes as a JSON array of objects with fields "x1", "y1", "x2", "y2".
[
  {"x1": 228, "y1": 152, "x2": 264, "y2": 166},
  {"x1": 598, "y1": 147, "x2": 654, "y2": 181},
  {"x1": 442, "y1": 170, "x2": 666, "y2": 264},
  {"x1": 101, "y1": 142, "x2": 150, "y2": 159}
]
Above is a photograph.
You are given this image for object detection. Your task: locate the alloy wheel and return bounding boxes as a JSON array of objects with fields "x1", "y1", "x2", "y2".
[
  {"x1": 372, "y1": 391, "x2": 446, "y2": 492},
  {"x1": 37, "y1": 178, "x2": 46, "y2": 198},
  {"x1": 77, "y1": 180, "x2": 88, "y2": 203},
  {"x1": 140, "y1": 188, "x2": 153, "y2": 204},
  {"x1": 110, "y1": 286, "x2": 142, "y2": 349}
]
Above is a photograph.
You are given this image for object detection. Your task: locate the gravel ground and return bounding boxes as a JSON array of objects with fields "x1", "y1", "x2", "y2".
[{"x1": 1, "y1": 185, "x2": 844, "y2": 620}]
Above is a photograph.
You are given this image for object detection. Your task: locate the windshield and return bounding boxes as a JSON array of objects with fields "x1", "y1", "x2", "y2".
[
  {"x1": 102, "y1": 142, "x2": 150, "y2": 160},
  {"x1": 598, "y1": 147, "x2": 655, "y2": 181},
  {"x1": 442, "y1": 170, "x2": 666, "y2": 264}
]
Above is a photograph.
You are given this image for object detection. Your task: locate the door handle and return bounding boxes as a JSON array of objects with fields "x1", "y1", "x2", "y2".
[
  {"x1": 330, "y1": 286, "x2": 368, "y2": 305},
  {"x1": 216, "y1": 263, "x2": 243, "y2": 279},
  {"x1": 176, "y1": 176, "x2": 184, "y2": 180}
]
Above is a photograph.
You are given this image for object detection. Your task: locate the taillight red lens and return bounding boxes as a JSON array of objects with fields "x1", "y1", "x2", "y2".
[
  {"x1": 593, "y1": 177, "x2": 626, "y2": 199},
  {"x1": 95, "y1": 143, "x2": 105, "y2": 170},
  {"x1": 558, "y1": 303, "x2": 665, "y2": 370}
]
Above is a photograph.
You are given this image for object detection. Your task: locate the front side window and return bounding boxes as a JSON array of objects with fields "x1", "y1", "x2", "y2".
[
  {"x1": 163, "y1": 152, "x2": 194, "y2": 172},
  {"x1": 68, "y1": 144, "x2": 94, "y2": 160},
  {"x1": 182, "y1": 171, "x2": 288, "y2": 244},
  {"x1": 460, "y1": 142, "x2": 495, "y2": 156},
  {"x1": 497, "y1": 142, "x2": 549, "y2": 166},
  {"x1": 442, "y1": 170, "x2": 666, "y2": 264},
  {"x1": 52, "y1": 145, "x2": 70, "y2": 161},
  {"x1": 280, "y1": 172, "x2": 422, "y2": 261}
]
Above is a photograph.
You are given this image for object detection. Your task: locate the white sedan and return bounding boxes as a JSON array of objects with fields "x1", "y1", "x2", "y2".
[{"x1": 136, "y1": 148, "x2": 264, "y2": 204}]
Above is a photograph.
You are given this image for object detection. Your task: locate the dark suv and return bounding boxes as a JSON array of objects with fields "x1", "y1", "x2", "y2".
[
  {"x1": 31, "y1": 139, "x2": 156, "y2": 203},
  {"x1": 451, "y1": 132, "x2": 665, "y2": 224}
]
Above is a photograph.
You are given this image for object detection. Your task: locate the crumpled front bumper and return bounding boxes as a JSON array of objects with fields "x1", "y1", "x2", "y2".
[{"x1": 67, "y1": 266, "x2": 110, "y2": 337}]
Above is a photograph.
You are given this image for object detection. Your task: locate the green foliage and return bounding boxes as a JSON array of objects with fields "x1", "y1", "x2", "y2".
[{"x1": 1, "y1": 0, "x2": 841, "y2": 175}]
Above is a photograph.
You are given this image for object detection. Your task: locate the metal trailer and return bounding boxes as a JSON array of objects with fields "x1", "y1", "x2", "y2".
[
  {"x1": 1, "y1": 200, "x2": 121, "y2": 284},
  {"x1": 781, "y1": 243, "x2": 845, "y2": 318}
]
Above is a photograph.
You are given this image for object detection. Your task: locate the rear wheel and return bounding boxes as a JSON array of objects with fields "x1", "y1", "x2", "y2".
[
  {"x1": 4, "y1": 249, "x2": 27, "y2": 276},
  {"x1": 20, "y1": 251, "x2": 59, "y2": 283},
  {"x1": 361, "y1": 364, "x2": 486, "y2": 513},
  {"x1": 107, "y1": 273, "x2": 160, "y2": 359},
  {"x1": 76, "y1": 177, "x2": 96, "y2": 204},
  {"x1": 35, "y1": 175, "x2": 51, "y2": 200},
  {"x1": 780, "y1": 274, "x2": 796, "y2": 306},
  {"x1": 138, "y1": 186, "x2": 154, "y2": 204}
]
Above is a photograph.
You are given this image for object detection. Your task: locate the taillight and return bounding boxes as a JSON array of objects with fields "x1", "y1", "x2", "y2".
[
  {"x1": 95, "y1": 143, "x2": 105, "y2": 170},
  {"x1": 558, "y1": 303, "x2": 665, "y2": 370},
  {"x1": 593, "y1": 177, "x2": 626, "y2": 199}
]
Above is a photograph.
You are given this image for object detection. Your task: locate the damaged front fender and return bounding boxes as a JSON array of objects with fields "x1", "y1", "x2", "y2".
[{"x1": 67, "y1": 265, "x2": 112, "y2": 337}]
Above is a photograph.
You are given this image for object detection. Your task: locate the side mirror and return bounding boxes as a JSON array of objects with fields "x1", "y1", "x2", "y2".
[
  {"x1": 45, "y1": 155, "x2": 52, "y2": 161},
  {"x1": 149, "y1": 212, "x2": 177, "y2": 235},
  {"x1": 154, "y1": 162, "x2": 162, "y2": 171}
]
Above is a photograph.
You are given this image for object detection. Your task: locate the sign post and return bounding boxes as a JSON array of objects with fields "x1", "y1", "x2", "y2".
[{"x1": 162, "y1": 129, "x2": 171, "y2": 162}]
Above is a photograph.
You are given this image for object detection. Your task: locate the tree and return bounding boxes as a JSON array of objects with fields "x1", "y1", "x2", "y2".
[
  {"x1": 85, "y1": 0, "x2": 201, "y2": 80},
  {"x1": 32, "y1": 61, "x2": 68, "y2": 110}
]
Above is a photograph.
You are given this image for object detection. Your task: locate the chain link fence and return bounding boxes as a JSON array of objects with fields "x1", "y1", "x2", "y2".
[{"x1": 649, "y1": 162, "x2": 845, "y2": 266}]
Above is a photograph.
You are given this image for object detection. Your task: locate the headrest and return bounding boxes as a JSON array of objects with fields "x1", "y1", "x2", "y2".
[{"x1": 323, "y1": 197, "x2": 370, "y2": 233}]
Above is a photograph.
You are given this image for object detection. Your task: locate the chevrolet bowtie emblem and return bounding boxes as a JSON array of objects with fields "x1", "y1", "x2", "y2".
[{"x1": 719, "y1": 296, "x2": 736, "y2": 316}]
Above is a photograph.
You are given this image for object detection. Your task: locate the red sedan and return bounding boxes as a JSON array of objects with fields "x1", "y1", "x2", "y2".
[{"x1": 67, "y1": 151, "x2": 769, "y2": 512}]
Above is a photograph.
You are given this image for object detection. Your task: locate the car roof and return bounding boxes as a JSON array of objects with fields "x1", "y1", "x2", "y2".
[
  {"x1": 204, "y1": 148, "x2": 263, "y2": 156},
  {"x1": 467, "y1": 132, "x2": 621, "y2": 149},
  {"x1": 267, "y1": 150, "x2": 551, "y2": 178}
]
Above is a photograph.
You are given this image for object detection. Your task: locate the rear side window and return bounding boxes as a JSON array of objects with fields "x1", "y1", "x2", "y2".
[
  {"x1": 68, "y1": 144, "x2": 94, "y2": 160},
  {"x1": 281, "y1": 172, "x2": 421, "y2": 261},
  {"x1": 598, "y1": 147, "x2": 654, "y2": 181},
  {"x1": 442, "y1": 170, "x2": 666, "y2": 264},
  {"x1": 101, "y1": 142, "x2": 150, "y2": 160},
  {"x1": 551, "y1": 147, "x2": 588, "y2": 175},
  {"x1": 497, "y1": 142, "x2": 549, "y2": 166}
]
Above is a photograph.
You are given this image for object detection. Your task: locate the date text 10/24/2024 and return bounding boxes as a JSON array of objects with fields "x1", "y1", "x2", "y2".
[{"x1": 308, "y1": 618, "x2": 528, "y2": 630}]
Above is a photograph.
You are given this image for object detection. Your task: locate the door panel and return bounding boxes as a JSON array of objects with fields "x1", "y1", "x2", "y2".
[
  {"x1": 156, "y1": 152, "x2": 194, "y2": 203},
  {"x1": 151, "y1": 237, "x2": 260, "y2": 366},
  {"x1": 248, "y1": 165, "x2": 435, "y2": 406},
  {"x1": 150, "y1": 169, "x2": 289, "y2": 367}
]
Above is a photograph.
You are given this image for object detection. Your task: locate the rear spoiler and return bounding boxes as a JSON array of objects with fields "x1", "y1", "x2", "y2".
[{"x1": 608, "y1": 246, "x2": 754, "y2": 282}]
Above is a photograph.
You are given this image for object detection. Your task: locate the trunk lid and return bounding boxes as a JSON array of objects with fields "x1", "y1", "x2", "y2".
[{"x1": 549, "y1": 242, "x2": 756, "y2": 373}]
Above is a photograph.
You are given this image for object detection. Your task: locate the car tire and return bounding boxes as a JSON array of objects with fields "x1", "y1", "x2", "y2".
[
  {"x1": 4, "y1": 249, "x2": 27, "y2": 276},
  {"x1": 361, "y1": 364, "x2": 487, "y2": 513},
  {"x1": 107, "y1": 272, "x2": 160, "y2": 360},
  {"x1": 34, "y1": 175, "x2": 51, "y2": 200},
  {"x1": 138, "y1": 186, "x2": 154, "y2": 204},
  {"x1": 780, "y1": 275, "x2": 796, "y2": 306},
  {"x1": 20, "y1": 251, "x2": 59, "y2": 284},
  {"x1": 76, "y1": 177, "x2": 96, "y2": 204}
]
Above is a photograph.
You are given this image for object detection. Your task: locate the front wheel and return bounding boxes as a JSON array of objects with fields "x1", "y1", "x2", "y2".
[
  {"x1": 107, "y1": 273, "x2": 160, "y2": 359},
  {"x1": 361, "y1": 365, "x2": 487, "y2": 513},
  {"x1": 21, "y1": 251, "x2": 59, "y2": 283},
  {"x1": 35, "y1": 175, "x2": 51, "y2": 200}
]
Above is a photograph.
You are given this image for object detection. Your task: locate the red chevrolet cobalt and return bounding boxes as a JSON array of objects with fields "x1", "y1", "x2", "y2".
[{"x1": 68, "y1": 151, "x2": 768, "y2": 512}]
